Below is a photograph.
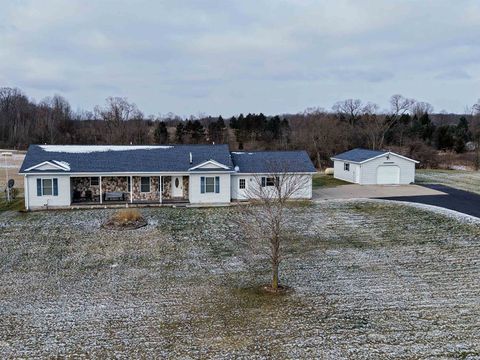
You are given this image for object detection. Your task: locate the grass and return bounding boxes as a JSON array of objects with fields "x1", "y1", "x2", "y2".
[
  {"x1": 312, "y1": 173, "x2": 350, "y2": 188},
  {"x1": 416, "y1": 169, "x2": 480, "y2": 194},
  {"x1": 0, "y1": 190, "x2": 24, "y2": 212},
  {"x1": 0, "y1": 197, "x2": 24, "y2": 211},
  {"x1": 1, "y1": 203, "x2": 479, "y2": 357}
]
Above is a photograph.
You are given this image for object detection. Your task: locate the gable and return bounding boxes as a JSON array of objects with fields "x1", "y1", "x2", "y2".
[
  {"x1": 361, "y1": 152, "x2": 419, "y2": 165},
  {"x1": 189, "y1": 159, "x2": 230, "y2": 171},
  {"x1": 24, "y1": 160, "x2": 71, "y2": 172}
]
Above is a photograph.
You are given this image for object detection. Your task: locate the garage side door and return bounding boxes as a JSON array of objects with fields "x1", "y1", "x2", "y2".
[{"x1": 377, "y1": 166, "x2": 400, "y2": 185}]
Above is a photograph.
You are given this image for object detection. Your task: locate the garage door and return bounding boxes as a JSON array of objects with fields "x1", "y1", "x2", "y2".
[{"x1": 377, "y1": 166, "x2": 400, "y2": 185}]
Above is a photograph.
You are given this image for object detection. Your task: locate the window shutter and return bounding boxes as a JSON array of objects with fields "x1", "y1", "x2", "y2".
[
  {"x1": 200, "y1": 177, "x2": 205, "y2": 193},
  {"x1": 36, "y1": 178, "x2": 42, "y2": 196},
  {"x1": 215, "y1": 176, "x2": 220, "y2": 193},
  {"x1": 53, "y1": 178, "x2": 58, "y2": 196},
  {"x1": 261, "y1": 177, "x2": 266, "y2": 187}
]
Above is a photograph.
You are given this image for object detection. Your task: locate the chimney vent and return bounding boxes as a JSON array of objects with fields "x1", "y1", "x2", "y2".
[{"x1": 189, "y1": 152, "x2": 193, "y2": 164}]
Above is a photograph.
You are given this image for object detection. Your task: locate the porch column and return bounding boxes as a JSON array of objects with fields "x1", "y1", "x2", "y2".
[
  {"x1": 159, "y1": 176, "x2": 162, "y2": 204},
  {"x1": 99, "y1": 176, "x2": 103, "y2": 204},
  {"x1": 130, "y1": 175, "x2": 133, "y2": 203}
]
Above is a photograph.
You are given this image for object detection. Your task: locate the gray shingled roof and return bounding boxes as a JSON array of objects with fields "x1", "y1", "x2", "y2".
[
  {"x1": 331, "y1": 148, "x2": 387, "y2": 163},
  {"x1": 231, "y1": 151, "x2": 316, "y2": 173},
  {"x1": 20, "y1": 144, "x2": 234, "y2": 173}
]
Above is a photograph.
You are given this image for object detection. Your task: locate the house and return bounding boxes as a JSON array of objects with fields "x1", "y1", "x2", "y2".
[
  {"x1": 19, "y1": 144, "x2": 316, "y2": 210},
  {"x1": 331, "y1": 148, "x2": 418, "y2": 185}
]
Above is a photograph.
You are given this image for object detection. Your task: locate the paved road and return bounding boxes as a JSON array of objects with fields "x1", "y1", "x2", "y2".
[{"x1": 380, "y1": 184, "x2": 480, "y2": 219}]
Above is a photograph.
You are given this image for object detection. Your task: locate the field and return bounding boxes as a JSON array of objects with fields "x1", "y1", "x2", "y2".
[
  {"x1": 1, "y1": 202, "x2": 479, "y2": 358},
  {"x1": 0, "y1": 152, "x2": 24, "y2": 189},
  {"x1": 416, "y1": 169, "x2": 480, "y2": 195}
]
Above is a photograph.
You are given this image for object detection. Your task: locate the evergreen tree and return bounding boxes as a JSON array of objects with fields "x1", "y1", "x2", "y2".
[
  {"x1": 434, "y1": 125, "x2": 455, "y2": 150},
  {"x1": 154, "y1": 121, "x2": 169, "y2": 144},
  {"x1": 175, "y1": 122, "x2": 185, "y2": 143},
  {"x1": 411, "y1": 113, "x2": 435, "y2": 143},
  {"x1": 189, "y1": 120, "x2": 205, "y2": 143}
]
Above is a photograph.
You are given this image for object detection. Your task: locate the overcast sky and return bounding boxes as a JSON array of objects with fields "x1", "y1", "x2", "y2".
[{"x1": 1, "y1": 0, "x2": 479, "y2": 117}]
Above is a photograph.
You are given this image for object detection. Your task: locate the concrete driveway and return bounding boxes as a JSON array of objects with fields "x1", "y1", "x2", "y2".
[{"x1": 313, "y1": 184, "x2": 444, "y2": 200}]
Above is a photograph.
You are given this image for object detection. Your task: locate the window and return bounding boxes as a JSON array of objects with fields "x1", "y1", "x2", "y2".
[
  {"x1": 42, "y1": 179, "x2": 53, "y2": 195},
  {"x1": 140, "y1": 177, "x2": 150, "y2": 192},
  {"x1": 90, "y1": 177, "x2": 99, "y2": 186},
  {"x1": 200, "y1": 176, "x2": 220, "y2": 193},
  {"x1": 344, "y1": 163, "x2": 350, "y2": 171},
  {"x1": 205, "y1": 177, "x2": 215, "y2": 193},
  {"x1": 261, "y1": 176, "x2": 279, "y2": 187},
  {"x1": 36, "y1": 178, "x2": 58, "y2": 196},
  {"x1": 239, "y1": 178, "x2": 246, "y2": 189}
]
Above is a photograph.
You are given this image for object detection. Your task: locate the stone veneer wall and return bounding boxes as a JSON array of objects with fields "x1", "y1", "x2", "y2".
[
  {"x1": 162, "y1": 176, "x2": 172, "y2": 200},
  {"x1": 101, "y1": 177, "x2": 129, "y2": 193},
  {"x1": 73, "y1": 175, "x2": 188, "y2": 202},
  {"x1": 182, "y1": 176, "x2": 189, "y2": 199},
  {"x1": 133, "y1": 176, "x2": 160, "y2": 201},
  {"x1": 72, "y1": 177, "x2": 100, "y2": 196}
]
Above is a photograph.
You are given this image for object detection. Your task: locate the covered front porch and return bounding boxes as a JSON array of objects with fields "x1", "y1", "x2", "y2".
[{"x1": 70, "y1": 175, "x2": 189, "y2": 205}]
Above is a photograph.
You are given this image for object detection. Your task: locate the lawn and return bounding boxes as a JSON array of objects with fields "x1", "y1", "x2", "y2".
[
  {"x1": 1, "y1": 203, "x2": 479, "y2": 358},
  {"x1": 0, "y1": 196, "x2": 24, "y2": 212},
  {"x1": 416, "y1": 169, "x2": 480, "y2": 194},
  {"x1": 312, "y1": 173, "x2": 350, "y2": 188}
]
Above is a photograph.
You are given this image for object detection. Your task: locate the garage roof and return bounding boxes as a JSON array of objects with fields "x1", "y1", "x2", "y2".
[{"x1": 331, "y1": 148, "x2": 418, "y2": 164}]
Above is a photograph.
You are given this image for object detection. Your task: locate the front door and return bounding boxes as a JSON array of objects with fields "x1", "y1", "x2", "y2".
[{"x1": 172, "y1": 176, "x2": 183, "y2": 197}]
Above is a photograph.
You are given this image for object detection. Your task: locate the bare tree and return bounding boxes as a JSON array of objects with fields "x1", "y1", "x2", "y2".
[
  {"x1": 411, "y1": 101, "x2": 434, "y2": 117},
  {"x1": 235, "y1": 163, "x2": 311, "y2": 292},
  {"x1": 332, "y1": 99, "x2": 364, "y2": 125},
  {"x1": 360, "y1": 95, "x2": 417, "y2": 150},
  {"x1": 94, "y1": 97, "x2": 143, "y2": 143}
]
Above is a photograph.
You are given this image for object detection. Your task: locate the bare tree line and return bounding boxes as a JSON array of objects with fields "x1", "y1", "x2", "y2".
[{"x1": 1, "y1": 87, "x2": 479, "y2": 169}]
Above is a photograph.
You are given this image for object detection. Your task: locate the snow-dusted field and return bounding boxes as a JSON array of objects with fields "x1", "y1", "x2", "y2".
[
  {"x1": 0, "y1": 152, "x2": 24, "y2": 189},
  {"x1": 1, "y1": 202, "x2": 479, "y2": 358},
  {"x1": 416, "y1": 169, "x2": 480, "y2": 194}
]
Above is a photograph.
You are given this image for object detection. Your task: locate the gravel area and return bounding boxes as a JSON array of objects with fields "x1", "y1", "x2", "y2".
[{"x1": 1, "y1": 202, "x2": 480, "y2": 358}]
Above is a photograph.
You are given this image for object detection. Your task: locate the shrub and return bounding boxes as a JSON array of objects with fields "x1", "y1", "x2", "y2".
[{"x1": 111, "y1": 208, "x2": 143, "y2": 224}]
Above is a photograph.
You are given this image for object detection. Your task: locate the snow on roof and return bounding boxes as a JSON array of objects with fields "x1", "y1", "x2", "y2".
[{"x1": 39, "y1": 145, "x2": 173, "y2": 153}]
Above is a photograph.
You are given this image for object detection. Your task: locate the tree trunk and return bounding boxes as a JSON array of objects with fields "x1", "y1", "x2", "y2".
[{"x1": 272, "y1": 261, "x2": 279, "y2": 290}]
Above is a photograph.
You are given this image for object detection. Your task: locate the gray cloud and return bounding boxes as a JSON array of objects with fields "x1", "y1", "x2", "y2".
[
  {"x1": 0, "y1": 0, "x2": 479, "y2": 115},
  {"x1": 436, "y1": 70, "x2": 472, "y2": 80}
]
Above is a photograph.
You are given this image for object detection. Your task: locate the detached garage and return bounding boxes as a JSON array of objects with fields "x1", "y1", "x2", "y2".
[{"x1": 331, "y1": 148, "x2": 419, "y2": 185}]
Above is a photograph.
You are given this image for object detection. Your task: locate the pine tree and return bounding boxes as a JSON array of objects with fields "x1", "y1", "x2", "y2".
[
  {"x1": 175, "y1": 122, "x2": 185, "y2": 143},
  {"x1": 154, "y1": 121, "x2": 169, "y2": 144}
]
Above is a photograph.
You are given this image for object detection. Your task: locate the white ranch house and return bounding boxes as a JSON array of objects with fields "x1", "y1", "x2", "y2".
[
  {"x1": 19, "y1": 144, "x2": 316, "y2": 210},
  {"x1": 331, "y1": 148, "x2": 418, "y2": 185}
]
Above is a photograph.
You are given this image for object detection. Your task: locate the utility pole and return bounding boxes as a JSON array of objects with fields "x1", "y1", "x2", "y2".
[{"x1": 1, "y1": 152, "x2": 13, "y2": 202}]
